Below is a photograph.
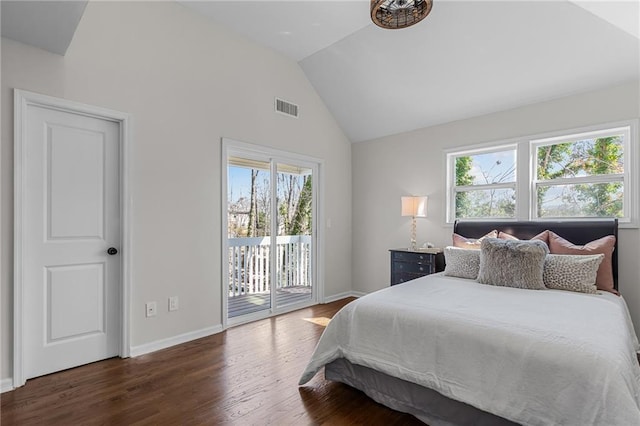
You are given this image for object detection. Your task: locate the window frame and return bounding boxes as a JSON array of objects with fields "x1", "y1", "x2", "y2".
[
  {"x1": 530, "y1": 126, "x2": 631, "y2": 222},
  {"x1": 445, "y1": 120, "x2": 638, "y2": 227},
  {"x1": 446, "y1": 142, "x2": 519, "y2": 223}
]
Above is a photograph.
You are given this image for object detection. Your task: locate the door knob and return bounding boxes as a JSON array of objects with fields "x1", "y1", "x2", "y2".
[{"x1": 107, "y1": 247, "x2": 118, "y2": 255}]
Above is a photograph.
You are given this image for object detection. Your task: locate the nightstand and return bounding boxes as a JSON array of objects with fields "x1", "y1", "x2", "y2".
[{"x1": 389, "y1": 248, "x2": 445, "y2": 286}]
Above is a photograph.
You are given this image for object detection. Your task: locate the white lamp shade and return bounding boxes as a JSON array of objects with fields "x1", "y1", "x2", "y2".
[{"x1": 401, "y1": 196, "x2": 428, "y2": 217}]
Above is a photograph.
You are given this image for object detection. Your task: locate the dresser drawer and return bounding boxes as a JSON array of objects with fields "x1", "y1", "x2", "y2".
[
  {"x1": 392, "y1": 261, "x2": 434, "y2": 275},
  {"x1": 391, "y1": 251, "x2": 434, "y2": 264},
  {"x1": 390, "y1": 249, "x2": 445, "y2": 286},
  {"x1": 393, "y1": 272, "x2": 427, "y2": 285}
]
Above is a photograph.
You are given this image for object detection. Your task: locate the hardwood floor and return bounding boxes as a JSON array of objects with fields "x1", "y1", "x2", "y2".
[{"x1": 1, "y1": 298, "x2": 423, "y2": 425}]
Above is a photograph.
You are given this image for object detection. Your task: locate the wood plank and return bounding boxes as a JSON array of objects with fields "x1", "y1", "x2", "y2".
[{"x1": 1, "y1": 298, "x2": 423, "y2": 425}]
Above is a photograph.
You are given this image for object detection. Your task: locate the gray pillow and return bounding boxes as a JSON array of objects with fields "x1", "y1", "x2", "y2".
[
  {"x1": 544, "y1": 254, "x2": 604, "y2": 294},
  {"x1": 444, "y1": 247, "x2": 480, "y2": 279},
  {"x1": 477, "y1": 238, "x2": 549, "y2": 290}
]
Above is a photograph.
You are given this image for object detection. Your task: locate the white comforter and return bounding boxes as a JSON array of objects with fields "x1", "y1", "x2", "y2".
[{"x1": 299, "y1": 274, "x2": 640, "y2": 425}]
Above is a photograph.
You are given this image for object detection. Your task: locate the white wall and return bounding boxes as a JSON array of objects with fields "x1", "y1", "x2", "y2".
[
  {"x1": 1, "y1": 1, "x2": 352, "y2": 381},
  {"x1": 352, "y1": 80, "x2": 640, "y2": 329}
]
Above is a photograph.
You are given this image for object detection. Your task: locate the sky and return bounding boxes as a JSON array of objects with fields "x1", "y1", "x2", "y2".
[
  {"x1": 468, "y1": 149, "x2": 516, "y2": 185},
  {"x1": 228, "y1": 166, "x2": 254, "y2": 202}
]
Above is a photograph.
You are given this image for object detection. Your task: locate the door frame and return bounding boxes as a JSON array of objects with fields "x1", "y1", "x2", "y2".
[
  {"x1": 221, "y1": 138, "x2": 325, "y2": 329},
  {"x1": 13, "y1": 89, "x2": 133, "y2": 388}
]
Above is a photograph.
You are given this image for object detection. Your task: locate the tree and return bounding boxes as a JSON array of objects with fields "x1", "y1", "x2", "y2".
[
  {"x1": 246, "y1": 170, "x2": 258, "y2": 237},
  {"x1": 536, "y1": 137, "x2": 622, "y2": 217},
  {"x1": 276, "y1": 173, "x2": 312, "y2": 236},
  {"x1": 455, "y1": 156, "x2": 473, "y2": 218},
  {"x1": 232, "y1": 167, "x2": 313, "y2": 237},
  {"x1": 536, "y1": 142, "x2": 571, "y2": 217},
  {"x1": 289, "y1": 176, "x2": 312, "y2": 235},
  {"x1": 244, "y1": 169, "x2": 271, "y2": 237},
  {"x1": 278, "y1": 174, "x2": 299, "y2": 234},
  {"x1": 477, "y1": 158, "x2": 515, "y2": 217},
  {"x1": 455, "y1": 154, "x2": 516, "y2": 219},
  {"x1": 575, "y1": 137, "x2": 622, "y2": 217}
]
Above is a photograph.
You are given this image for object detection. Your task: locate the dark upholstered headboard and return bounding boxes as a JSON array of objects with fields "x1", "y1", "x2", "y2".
[{"x1": 453, "y1": 219, "x2": 619, "y2": 290}]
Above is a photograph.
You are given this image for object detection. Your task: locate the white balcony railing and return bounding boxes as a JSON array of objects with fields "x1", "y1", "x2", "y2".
[{"x1": 228, "y1": 235, "x2": 312, "y2": 297}]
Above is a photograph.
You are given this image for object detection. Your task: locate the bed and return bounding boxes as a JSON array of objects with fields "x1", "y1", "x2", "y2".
[{"x1": 299, "y1": 220, "x2": 640, "y2": 425}]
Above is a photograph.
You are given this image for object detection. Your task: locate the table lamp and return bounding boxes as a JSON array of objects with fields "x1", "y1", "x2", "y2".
[{"x1": 401, "y1": 196, "x2": 428, "y2": 250}]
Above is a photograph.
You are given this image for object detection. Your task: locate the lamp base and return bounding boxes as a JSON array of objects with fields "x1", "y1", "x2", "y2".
[{"x1": 409, "y1": 216, "x2": 417, "y2": 251}]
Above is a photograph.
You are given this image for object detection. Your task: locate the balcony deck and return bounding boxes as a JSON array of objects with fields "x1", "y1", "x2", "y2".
[{"x1": 228, "y1": 286, "x2": 312, "y2": 318}]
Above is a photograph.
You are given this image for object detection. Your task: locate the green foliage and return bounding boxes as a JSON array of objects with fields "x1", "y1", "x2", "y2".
[
  {"x1": 537, "y1": 136, "x2": 623, "y2": 218},
  {"x1": 276, "y1": 174, "x2": 312, "y2": 236},
  {"x1": 455, "y1": 156, "x2": 473, "y2": 186},
  {"x1": 575, "y1": 137, "x2": 622, "y2": 217},
  {"x1": 290, "y1": 176, "x2": 312, "y2": 235},
  {"x1": 454, "y1": 155, "x2": 515, "y2": 219},
  {"x1": 240, "y1": 169, "x2": 314, "y2": 237},
  {"x1": 536, "y1": 143, "x2": 571, "y2": 216},
  {"x1": 575, "y1": 182, "x2": 622, "y2": 217},
  {"x1": 256, "y1": 212, "x2": 268, "y2": 235},
  {"x1": 537, "y1": 143, "x2": 571, "y2": 180},
  {"x1": 453, "y1": 134, "x2": 623, "y2": 221},
  {"x1": 455, "y1": 157, "x2": 473, "y2": 218}
]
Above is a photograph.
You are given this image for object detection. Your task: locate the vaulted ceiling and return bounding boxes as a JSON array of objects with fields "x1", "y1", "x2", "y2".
[{"x1": 2, "y1": 1, "x2": 639, "y2": 142}]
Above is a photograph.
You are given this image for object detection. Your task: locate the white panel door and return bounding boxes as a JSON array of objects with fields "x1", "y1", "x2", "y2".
[{"x1": 23, "y1": 105, "x2": 120, "y2": 380}]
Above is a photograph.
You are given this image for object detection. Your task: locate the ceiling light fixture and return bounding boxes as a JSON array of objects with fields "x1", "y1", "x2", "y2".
[{"x1": 371, "y1": 0, "x2": 433, "y2": 29}]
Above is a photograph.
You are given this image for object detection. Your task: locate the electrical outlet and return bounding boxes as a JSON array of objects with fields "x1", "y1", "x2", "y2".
[
  {"x1": 169, "y1": 296, "x2": 179, "y2": 311},
  {"x1": 145, "y1": 301, "x2": 157, "y2": 317}
]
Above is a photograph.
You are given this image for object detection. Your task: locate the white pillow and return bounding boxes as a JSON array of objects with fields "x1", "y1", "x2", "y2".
[
  {"x1": 543, "y1": 254, "x2": 604, "y2": 294},
  {"x1": 444, "y1": 246, "x2": 481, "y2": 279}
]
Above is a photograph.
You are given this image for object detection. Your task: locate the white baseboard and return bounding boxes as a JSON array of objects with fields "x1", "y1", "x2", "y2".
[
  {"x1": 1, "y1": 378, "x2": 14, "y2": 393},
  {"x1": 323, "y1": 291, "x2": 364, "y2": 303},
  {"x1": 130, "y1": 324, "x2": 223, "y2": 357}
]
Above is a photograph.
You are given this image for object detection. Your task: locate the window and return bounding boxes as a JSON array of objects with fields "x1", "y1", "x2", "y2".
[
  {"x1": 446, "y1": 121, "x2": 637, "y2": 226},
  {"x1": 448, "y1": 146, "x2": 517, "y2": 220},
  {"x1": 532, "y1": 128, "x2": 628, "y2": 220}
]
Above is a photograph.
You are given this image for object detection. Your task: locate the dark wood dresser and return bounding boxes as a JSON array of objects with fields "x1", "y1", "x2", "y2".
[{"x1": 389, "y1": 248, "x2": 445, "y2": 286}]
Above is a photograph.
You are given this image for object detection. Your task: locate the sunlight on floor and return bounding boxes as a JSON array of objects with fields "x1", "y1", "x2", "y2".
[{"x1": 302, "y1": 317, "x2": 330, "y2": 327}]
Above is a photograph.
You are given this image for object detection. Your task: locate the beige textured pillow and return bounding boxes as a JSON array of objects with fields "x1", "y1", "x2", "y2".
[
  {"x1": 477, "y1": 238, "x2": 549, "y2": 290},
  {"x1": 444, "y1": 247, "x2": 481, "y2": 279},
  {"x1": 543, "y1": 254, "x2": 604, "y2": 294},
  {"x1": 548, "y1": 231, "x2": 616, "y2": 294},
  {"x1": 453, "y1": 230, "x2": 497, "y2": 250}
]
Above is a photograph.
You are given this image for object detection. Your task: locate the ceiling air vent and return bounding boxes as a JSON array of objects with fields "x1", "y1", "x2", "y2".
[{"x1": 275, "y1": 98, "x2": 299, "y2": 118}]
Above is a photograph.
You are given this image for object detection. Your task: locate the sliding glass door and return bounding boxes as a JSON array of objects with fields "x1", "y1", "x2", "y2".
[
  {"x1": 224, "y1": 142, "x2": 317, "y2": 324},
  {"x1": 275, "y1": 163, "x2": 314, "y2": 308},
  {"x1": 227, "y1": 158, "x2": 273, "y2": 317}
]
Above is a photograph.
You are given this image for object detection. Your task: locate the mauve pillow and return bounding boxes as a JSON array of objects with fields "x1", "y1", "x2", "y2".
[
  {"x1": 453, "y1": 230, "x2": 497, "y2": 250},
  {"x1": 547, "y1": 231, "x2": 617, "y2": 294},
  {"x1": 497, "y1": 231, "x2": 518, "y2": 240},
  {"x1": 498, "y1": 230, "x2": 549, "y2": 244}
]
